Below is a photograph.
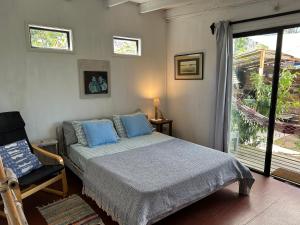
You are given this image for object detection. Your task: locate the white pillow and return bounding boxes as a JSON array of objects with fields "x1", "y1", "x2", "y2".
[{"x1": 72, "y1": 121, "x2": 88, "y2": 146}]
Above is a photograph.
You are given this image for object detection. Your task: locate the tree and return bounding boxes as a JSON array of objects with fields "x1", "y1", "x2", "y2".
[
  {"x1": 250, "y1": 69, "x2": 300, "y2": 117},
  {"x1": 30, "y1": 29, "x2": 68, "y2": 49},
  {"x1": 234, "y1": 37, "x2": 268, "y2": 56},
  {"x1": 234, "y1": 37, "x2": 248, "y2": 55},
  {"x1": 231, "y1": 69, "x2": 300, "y2": 146}
]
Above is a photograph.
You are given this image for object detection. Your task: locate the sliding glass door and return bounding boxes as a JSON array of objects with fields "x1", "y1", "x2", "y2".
[
  {"x1": 229, "y1": 25, "x2": 300, "y2": 178},
  {"x1": 271, "y1": 27, "x2": 300, "y2": 179},
  {"x1": 230, "y1": 33, "x2": 278, "y2": 172}
]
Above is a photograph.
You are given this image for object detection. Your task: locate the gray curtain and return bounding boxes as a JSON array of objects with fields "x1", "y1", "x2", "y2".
[{"x1": 213, "y1": 21, "x2": 233, "y2": 152}]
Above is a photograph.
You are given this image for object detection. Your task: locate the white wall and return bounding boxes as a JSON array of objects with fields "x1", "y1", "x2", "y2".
[
  {"x1": 0, "y1": 0, "x2": 167, "y2": 141},
  {"x1": 166, "y1": 0, "x2": 300, "y2": 147}
]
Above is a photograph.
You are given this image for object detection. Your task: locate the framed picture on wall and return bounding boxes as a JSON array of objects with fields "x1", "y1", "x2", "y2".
[
  {"x1": 84, "y1": 71, "x2": 108, "y2": 95},
  {"x1": 174, "y1": 52, "x2": 204, "y2": 80},
  {"x1": 78, "y1": 59, "x2": 110, "y2": 98}
]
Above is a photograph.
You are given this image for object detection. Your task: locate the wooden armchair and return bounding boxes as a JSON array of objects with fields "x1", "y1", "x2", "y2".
[
  {"x1": 0, "y1": 158, "x2": 28, "y2": 225},
  {"x1": 0, "y1": 111, "x2": 68, "y2": 218}
]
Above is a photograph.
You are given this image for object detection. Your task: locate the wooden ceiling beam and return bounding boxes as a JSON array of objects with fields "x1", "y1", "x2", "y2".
[
  {"x1": 107, "y1": 0, "x2": 129, "y2": 8},
  {"x1": 140, "y1": 0, "x2": 195, "y2": 13}
]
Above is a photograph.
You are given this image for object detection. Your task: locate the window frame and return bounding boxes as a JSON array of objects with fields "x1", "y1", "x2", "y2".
[
  {"x1": 26, "y1": 24, "x2": 74, "y2": 53},
  {"x1": 232, "y1": 23, "x2": 300, "y2": 177},
  {"x1": 113, "y1": 36, "x2": 142, "y2": 56}
]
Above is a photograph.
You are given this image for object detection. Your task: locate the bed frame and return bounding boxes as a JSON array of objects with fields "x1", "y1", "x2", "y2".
[
  {"x1": 56, "y1": 124, "x2": 252, "y2": 225},
  {"x1": 56, "y1": 124, "x2": 251, "y2": 195},
  {"x1": 56, "y1": 111, "x2": 141, "y2": 180},
  {"x1": 56, "y1": 126, "x2": 84, "y2": 180}
]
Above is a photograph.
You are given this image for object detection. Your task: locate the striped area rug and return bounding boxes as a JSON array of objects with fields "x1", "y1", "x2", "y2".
[{"x1": 37, "y1": 195, "x2": 104, "y2": 225}]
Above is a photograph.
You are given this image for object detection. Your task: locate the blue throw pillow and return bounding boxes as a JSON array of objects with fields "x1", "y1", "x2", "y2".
[
  {"x1": 0, "y1": 139, "x2": 42, "y2": 178},
  {"x1": 82, "y1": 120, "x2": 119, "y2": 147},
  {"x1": 120, "y1": 114, "x2": 153, "y2": 138}
]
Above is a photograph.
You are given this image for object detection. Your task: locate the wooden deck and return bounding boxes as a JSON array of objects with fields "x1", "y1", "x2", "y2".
[{"x1": 230, "y1": 145, "x2": 300, "y2": 173}]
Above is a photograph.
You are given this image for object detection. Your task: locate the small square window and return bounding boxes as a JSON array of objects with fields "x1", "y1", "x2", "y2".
[
  {"x1": 113, "y1": 36, "x2": 141, "y2": 56},
  {"x1": 28, "y1": 24, "x2": 73, "y2": 52}
]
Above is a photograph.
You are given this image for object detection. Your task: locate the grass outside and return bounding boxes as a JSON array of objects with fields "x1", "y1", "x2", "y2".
[{"x1": 274, "y1": 134, "x2": 300, "y2": 152}]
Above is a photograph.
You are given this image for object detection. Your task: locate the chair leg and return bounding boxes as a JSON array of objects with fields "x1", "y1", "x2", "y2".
[
  {"x1": 0, "y1": 201, "x2": 5, "y2": 218},
  {"x1": 61, "y1": 169, "x2": 68, "y2": 197},
  {"x1": 0, "y1": 210, "x2": 6, "y2": 218},
  {"x1": 14, "y1": 186, "x2": 22, "y2": 203}
]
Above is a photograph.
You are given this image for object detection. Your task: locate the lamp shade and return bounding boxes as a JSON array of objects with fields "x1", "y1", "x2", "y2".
[{"x1": 153, "y1": 98, "x2": 160, "y2": 107}]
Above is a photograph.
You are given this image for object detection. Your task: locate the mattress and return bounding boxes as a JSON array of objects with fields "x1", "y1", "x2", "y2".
[
  {"x1": 68, "y1": 132, "x2": 173, "y2": 171},
  {"x1": 82, "y1": 137, "x2": 254, "y2": 225}
]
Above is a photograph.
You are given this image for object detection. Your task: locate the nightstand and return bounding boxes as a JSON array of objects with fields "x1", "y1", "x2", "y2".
[
  {"x1": 150, "y1": 119, "x2": 173, "y2": 136},
  {"x1": 34, "y1": 139, "x2": 58, "y2": 165}
]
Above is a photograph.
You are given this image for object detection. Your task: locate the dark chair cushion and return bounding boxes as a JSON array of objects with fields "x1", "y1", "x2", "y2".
[
  {"x1": 0, "y1": 111, "x2": 33, "y2": 152},
  {"x1": 0, "y1": 112, "x2": 65, "y2": 189},
  {"x1": 19, "y1": 164, "x2": 64, "y2": 188}
]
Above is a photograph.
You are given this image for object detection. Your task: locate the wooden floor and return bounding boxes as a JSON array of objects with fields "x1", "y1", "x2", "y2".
[
  {"x1": 231, "y1": 145, "x2": 300, "y2": 173},
  {"x1": 1, "y1": 169, "x2": 300, "y2": 225}
]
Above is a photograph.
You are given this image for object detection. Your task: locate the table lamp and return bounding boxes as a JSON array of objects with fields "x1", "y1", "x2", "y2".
[{"x1": 153, "y1": 97, "x2": 160, "y2": 120}]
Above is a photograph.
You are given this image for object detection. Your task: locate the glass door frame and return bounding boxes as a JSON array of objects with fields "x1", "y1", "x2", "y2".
[{"x1": 233, "y1": 23, "x2": 300, "y2": 176}]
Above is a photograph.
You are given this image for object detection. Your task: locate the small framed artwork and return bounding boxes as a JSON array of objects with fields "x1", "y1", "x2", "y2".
[
  {"x1": 84, "y1": 71, "x2": 108, "y2": 95},
  {"x1": 78, "y1": 59, "x2": 110, "y2": 98},
  {"x1": 174, "y1": 52, "x2": 204, "y2": 80}
]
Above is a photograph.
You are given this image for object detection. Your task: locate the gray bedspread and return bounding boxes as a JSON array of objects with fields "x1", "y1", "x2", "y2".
[{"x1": 83, "y1": 138, "x2": 254, "y2": 225}]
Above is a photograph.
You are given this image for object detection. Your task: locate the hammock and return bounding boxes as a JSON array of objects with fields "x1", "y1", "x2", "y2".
[{"x1": 235, "y1": 100, "x2": 300, "y2": 135}]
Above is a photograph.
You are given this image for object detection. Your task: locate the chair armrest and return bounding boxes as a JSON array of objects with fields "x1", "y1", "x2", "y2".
[{"x1": 31, "y1": 144, "x2": 64, "y2": 165}]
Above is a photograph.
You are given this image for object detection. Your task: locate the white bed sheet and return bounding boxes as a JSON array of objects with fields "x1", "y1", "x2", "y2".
[{"x1": 68, "y1": 132, "x2": 173, "y2": 171}]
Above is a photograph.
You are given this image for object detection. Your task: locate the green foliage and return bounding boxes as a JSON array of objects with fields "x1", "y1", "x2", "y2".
[
  {"x1": 250, "y1": 69, "x2": 300, "y2": 117},
  {"x1": 234, "y1": 37, "x2": 268, "y2": 56},
  {"x1": 249, "y1": 73, "x2": 272, "y2": 116},
  {"x1": 234, "y1": 37, "x2": 249, "y2": 55},
  {"x1": 231, "y1": 69, "x2": 300, "y2": 146},
  {"x1": 114, "y1": 39, "x2": 138, "y2": 55},
  {"x1": 296, "y1": 139, "x2": 300, "y2": 149},
  {"x1": 231, "y1": 104, "x2": 266, "y2": 146},
  {"x1": 277, "y1": 69, "x2": 300, "y2": 115},
  {"x1": 30, "y1": 29, "x2": 68, "y2": 50}
]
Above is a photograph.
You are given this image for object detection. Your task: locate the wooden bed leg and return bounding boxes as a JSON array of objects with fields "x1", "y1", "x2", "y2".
[
  {"x1": 239, "y1": 180, "x2": 250, "y2": 195},
  {"x1": 61, "y1": 169, "x2": 68, "y2": 197}
]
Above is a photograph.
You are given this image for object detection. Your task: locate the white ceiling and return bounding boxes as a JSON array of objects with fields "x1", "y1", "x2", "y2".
[
  {"x1": 107, "y1": 0, "x2": 202, "y2": 13},
  {"x1": 106, "y1": 0, "x2": 274, "y2": 13},
  {"x1": 107, "y1": 0, "x2": 271, "y2": 14},
  {"x1": 131, "y1": 0, "x2": 149, "y2": 3}
]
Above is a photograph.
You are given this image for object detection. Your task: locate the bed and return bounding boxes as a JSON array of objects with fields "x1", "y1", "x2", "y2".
[{"x1": 61, "y1": 121, "x2": 254, "y2": 225}]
